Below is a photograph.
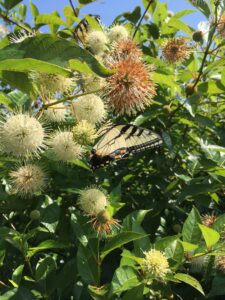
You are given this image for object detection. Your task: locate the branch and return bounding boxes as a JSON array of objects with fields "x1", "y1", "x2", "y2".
[
  {"x1": 69, "y1": 0, "x2": 78, "y2": 18},
  {"x1": 0, "y1": 13, "x2": 33, "y2": 33},
  {"x1": 133, "y1": 0, "x2": 154, "y2": 38},
  {"x1": 43, "y1": 88, "x2": 103, "y2": 109},
  {"x1": 192, "y1": 3, "x2": 219, "y2": 89}
]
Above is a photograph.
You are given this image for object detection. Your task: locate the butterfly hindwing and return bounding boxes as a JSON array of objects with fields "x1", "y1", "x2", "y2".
[{"x1": 89, "y1": 124, "x2": 163, "y2": 170}]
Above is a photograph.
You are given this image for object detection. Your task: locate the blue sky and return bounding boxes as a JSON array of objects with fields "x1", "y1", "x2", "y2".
[{"x1": 22, "y1": 0, "x2": 205, "y2": 29}]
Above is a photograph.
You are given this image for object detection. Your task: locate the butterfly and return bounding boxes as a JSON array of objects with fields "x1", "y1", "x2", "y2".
[
  {"x1": 89, "y1": 124, "x2": 163, "y2": 170},
  {"x1": 74, "y1": 14, "x2": 101, "y2": 44}
]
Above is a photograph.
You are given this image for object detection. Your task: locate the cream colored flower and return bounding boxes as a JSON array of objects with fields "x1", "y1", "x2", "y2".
[
  {"x1": 78, "y1": 187, "x2": 108, "y2": 216},
  {"x1": 86, "y1": 30, "x2": 108, "y2": 55},
  {"x1": 142, "y1": 249, "x2": 169, "y2": 278},
  {"x1": 108, "y1": 25, "x2": 129, "y2": 43},
  {"x1": 72, "y1": 94, "x2": 106, "y2": 125},
  {"x1": 50, "y1": 131, "x2": 83, "y2": 161},
  {"x1": 0, "y1": 114, "x2": 45, "y2": 157},
  {"x1": 73, "y1": 120, "x2": 97, "y2": 145},
  {"x1": 29, "y1": 72, "x2": 75, "y2": 95},
  {"x1": 10, "y1": 164, "x2": 46, "y2": 196},
  {"x1": 43, "y1": 100, "x2": 66, "y2": 123}
]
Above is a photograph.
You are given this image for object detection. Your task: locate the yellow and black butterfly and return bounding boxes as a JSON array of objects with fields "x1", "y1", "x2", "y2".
[
  {"x1": 89, "y1": 124, "x2": 163, "y2": 170},
  {"x1": 74, "y1": 14, "x2": 101, "y2": 44}
]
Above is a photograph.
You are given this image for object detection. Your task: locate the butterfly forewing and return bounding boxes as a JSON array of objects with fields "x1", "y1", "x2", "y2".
[{"x1": 89, "y1": 124, "x2": 163, "y2": 169}]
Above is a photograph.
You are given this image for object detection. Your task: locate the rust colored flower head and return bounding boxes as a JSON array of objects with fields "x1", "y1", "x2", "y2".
[
  {"x1": 110, "y1": 39, "x2": 142, "y2": 61},
  {"x1": 216, "y1": 256, "x2": 225, "y2": 273},
  {"x1": 202, "y1": 214, "x2": 217, "y2": 227},
  {"x1": 162, "y1": 38, "x2": 191, "y2": 64},
  {"x1": 104, "y1": 58, "x2": 156, "y2": 116},
  {"x1": 92, "y1": 210, "x2": 120, "y2": 236},
  {"x1": 218, "y1": 14, "x2": 225, "y2": 37}
]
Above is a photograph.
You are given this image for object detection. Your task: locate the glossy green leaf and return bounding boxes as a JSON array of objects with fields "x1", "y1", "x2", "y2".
[
  {"x1": 198, "y1": 224, "x2": 220, "y2": 248},
  {"x1": 101, "y1": 232, "x2": 147, "y2": 260},
  {"x1": 182, "y1": 207, "x2": 202, "y2": 244},
  {"x1": 174, "y1": 273, "x2": 205, "y2": 295}
]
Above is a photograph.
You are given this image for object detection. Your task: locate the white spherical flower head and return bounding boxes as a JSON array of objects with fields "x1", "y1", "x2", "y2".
[
  {"x1": 78, "y1": 187, "x2": 108, "y2": 216},
  {"x1": 10, "y1": 164, "x2": 46, "y2": 196},
  {"x1": 72, "y1": 94, "x2": 106, "y2": 125},
  {"x1": 73, "y1": 120, "x2": 97, "y2": 145},
  {"x1": 29, "y1": 72, "x2": 75, "y2": 95},
  {"x1": 143, "y1": 249, "x2": 169, "y2": 279},
  {"x1": 43, "y1": 100, "x2": 66, "y2": 123},
  {"x1": 50, "y1": 131, "x2": 83, "y2": 161},
  {"x1": 0, "y1": 114, "x2": 45, "y2": 157},
  {"x1": 86, "y1": 30, "x2": 108, "y2": 55},
  {"x1": 108, "y1": 25, "x2": 129, "y2": 43}
]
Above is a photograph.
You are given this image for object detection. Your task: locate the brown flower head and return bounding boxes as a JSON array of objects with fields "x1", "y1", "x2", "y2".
[
  {"x1": 216, "y1": 256, "x2": 225, "y2": 273},
  {"x1": 110, "y1": 39, "x2": 142, "y2": 61},
  {"x1": 92, "y1": 210, "x2": 120, "y2": 235},
  {"x1": 162, "y1": 38, "x2": 191, "y2": 64},
  {"x1": 202, "y1": 214, "x2": 217, "y2": 227},
  {"x1": 218, "y1": 14, "x2": 225, "y2": 37},
  {"x1": 104, "y1": 57, "x2": 156, "y2": 116}
]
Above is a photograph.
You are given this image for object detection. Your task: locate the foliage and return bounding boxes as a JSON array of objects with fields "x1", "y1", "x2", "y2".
[{"x1": 0, "y1": 0, "x2": 225, "y2": 299}]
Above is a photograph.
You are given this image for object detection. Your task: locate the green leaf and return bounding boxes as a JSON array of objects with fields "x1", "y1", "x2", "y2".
[
  {"x1": 29, "y1": 1, "x2": 39, "y2": 18},
  {"x1": 187, "y1": 0, "x2": 211, "y2": 17},
  {"x1": 28, "y1": 240, "x2": 68, "y2": 257},
  {"x1": 77, "y1": 238, "x2": 100, "y2": 285},
  {"x1": 35, "y1": 256, "x2": 56, "y2": 281},
  {"x1": 111, "y1": 266, "x2": 141, "y2": 294},
  {"x1": 3, "y1": 0, "x2": 22, "y2": 9},
  {"x1": 0, "y1": 58, "x2": 71, "y2": 76},
  {"x1": 101, "y1": 232, "x2": 147, "y2": 260},
  {"x1": 212, "y1": 213, "x2": 225, "y2": 233},
  {"x1": 180, "y1": 241, "x2": 198, "y2": 252},
  {"x1": 12, "y1": 265, "x2": 24, "y2": 285},
  {"x1": 208, "y1": 276, "x2": 225, "y2": 297},
  {"x1": 123, "y1": 6, "x2": 141, "y2": 23},
  {"x1": 165, "y1": 18, "x2": 192, "y2": 35},
  {"x1": 0, "y1": 92, "x2": 13, "y2": 109},
  {"x1": 198, "y1": 224, "x2": 220, "y2": 248},
  {"x1": 122, "y1": 284, "x2": 144, "y2": 300},
  {"x1": 35, "y1": 14, "x2": 66, "y2": 26},
  {"x1": 0, "y1": 34, "x2": 114, "y2": 78},
  {"x1": 182, "y1": 207, "x2": 202, "y2": 244},
  {"x1": 174, "y1": 273, "x2": 205, "y2": 295},
  {"x1": 79, "y1": 0, "x2": 95, "y2": 4}
]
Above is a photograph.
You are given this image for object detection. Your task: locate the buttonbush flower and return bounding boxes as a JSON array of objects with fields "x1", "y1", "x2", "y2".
[
  {"x1": 142, "y1": 249, "x2": 169, "y2": 278},
  {"x1": 162, "y1": 38, "x2": 191, "y2": 64},
  {"x1": 86, "y1": 31, "x2": 108, "y2": 55}
]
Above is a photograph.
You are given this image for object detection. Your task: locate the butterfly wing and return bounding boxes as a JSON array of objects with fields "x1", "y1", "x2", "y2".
[
  {"x1": 74, "y1": 15, "x2": 101, "y2": 44},
  {"x1": 89, "y1": 124, "x2": 163, "y2": 170}
]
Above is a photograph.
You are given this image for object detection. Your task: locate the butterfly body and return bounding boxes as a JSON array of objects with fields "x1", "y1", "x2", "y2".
[{"x1": 89, "y1": 124, "x2": 163, "y2": 170}]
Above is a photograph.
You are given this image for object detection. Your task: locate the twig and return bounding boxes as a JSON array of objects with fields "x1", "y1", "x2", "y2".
[
  {"x1": 133, "y1": 0, "x2": 154, "y2": 38},
  {"x1": 69, "y1": 0, "x2": 78, "y2": 18},
  {"x1": 43, "y1": 88, "x2": 103, "y2": 108},
  {"x1": 192, "y1": 3, "x2": 219, "y2": 89},
  {"x1": 0, "y1": 13, "x2": 33, "y2": 33}
]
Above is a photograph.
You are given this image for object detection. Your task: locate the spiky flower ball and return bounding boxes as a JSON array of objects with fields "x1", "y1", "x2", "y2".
[
  {"x1": 104, "y1": 58, "x2": 156, "y2": 116},
  {"x1": 43, "y1": 100, "x2": 66, "y2": 123},
  {"x1": 142, "y1": 249, "x2": 169, "y2": 279},
  {"x1": 30, "y1": 72, "x2": 75, "y2": 95},
  {"x1": 86, "y1": 31, "x2": 108, "y2": 55},
  {"x1": 78, "y1": 187, "x2": 108, "y2": 216},
  {"x1": 192, "y1": 30, "x2": 204, "y2": 43},
  {"x1": 202, "y1": 214, "x2": 217, "y2": 227},
  {"x1": 108, "y1": 25, "x2": 129, "y2": 43},
  {"x1": 50, "y1": 131, "x2": 83, "y2": 161},
  {"x1": 110, "y1": 39, "x2": 142, "y2": 61},
  {"x1": 82, "y1": 74, "x2": 106, "y2": 92},
  {"x1": 73, "y1": 120, "x2": 97, "y2": 145},
  {"x1": 162, "y1": 38, "x2": 191, "y2": 64},
  {"x1": 10, "y1": 164, "x2": 46, "y2": 196},
  {"x1": 0, "y1": 114, "x2": 45, "y2": 157},
  {"x1": 218, "y1": 14, "x2": 225, "y2": 37},
  {"x1": 215, "y1": 256, "x2": 225, "y2": 273},
  {"x1": 72, "y1": 94, "x2": 106, "y2": 125},
  {"x1": 30, "y1": 210, "x2": 41, "y2": 220},
  {"x1": 92, "y1": 210, "x2": 120, "y2": 235}
]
